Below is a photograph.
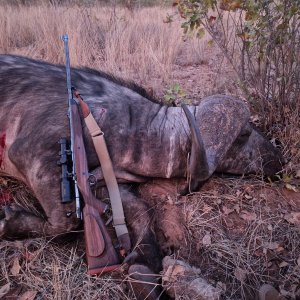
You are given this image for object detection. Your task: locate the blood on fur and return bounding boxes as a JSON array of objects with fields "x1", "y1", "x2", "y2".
[
  {"x1": 0, "y1": 190, "x2": 12, "y2": 206},
  {"x1": 0, "y1": 132, "x2": 6, "y2": 168}
]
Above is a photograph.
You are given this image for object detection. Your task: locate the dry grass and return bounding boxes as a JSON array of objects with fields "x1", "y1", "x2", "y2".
[
  {"x1": 1, "y1": 176, "x2": 299, "y2": 299},
  {"x1": 0, "y1": 238, "x2": 130, "y2": 299},
  {"x1": 0, "y1": 4, "x2": 209, "y2": 92},
  {"x1": 180, "y1": 177, "x2": 300, "y2": 299},
  {"x1": 0, "y1": 177, "x2": 160, "y2": 300}
]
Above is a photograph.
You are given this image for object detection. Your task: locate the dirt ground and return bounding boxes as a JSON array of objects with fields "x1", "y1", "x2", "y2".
[
  {"x1": 1, "y1": 174, "x2": 299, "y2": 299},
  {"x1": 140, "y1": 176, "x2": 300, "y2": 299}
]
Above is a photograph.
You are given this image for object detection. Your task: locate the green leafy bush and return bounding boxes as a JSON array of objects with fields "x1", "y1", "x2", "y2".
[
  {"x1": 164, "y1": 83, "x2": 191, "y2": 104},
  {"x1": 176, "y1": 0, "x2": 300, "y2": 131}
]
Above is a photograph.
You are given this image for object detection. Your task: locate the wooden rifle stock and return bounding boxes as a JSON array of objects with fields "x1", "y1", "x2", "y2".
[{"x1": 70, "y1": 99, "x2": 121, "y2": 274}]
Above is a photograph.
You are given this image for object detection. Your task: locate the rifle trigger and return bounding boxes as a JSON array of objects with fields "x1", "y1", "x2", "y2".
[
  {"x1": 105, "y1": 216, "x2": 113, "y2": 226},
  {"x1": 88, "y1": 173, "x2": 97, "y2": 186}
]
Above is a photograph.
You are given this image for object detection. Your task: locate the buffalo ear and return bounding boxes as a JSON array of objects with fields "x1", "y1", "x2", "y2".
[{"x1": 197, "y1": 95, "x2": 250, "y2": 176}]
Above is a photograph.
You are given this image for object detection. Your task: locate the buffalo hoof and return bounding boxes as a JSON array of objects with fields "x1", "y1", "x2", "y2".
[{"x1": 128, "y1": 264, "x2": 163, "y2": 300}]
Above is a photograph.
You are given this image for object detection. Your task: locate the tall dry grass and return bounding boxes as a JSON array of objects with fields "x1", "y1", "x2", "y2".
[{"x1": 0, "y1": 4, "x2": 209, "y2": 92}]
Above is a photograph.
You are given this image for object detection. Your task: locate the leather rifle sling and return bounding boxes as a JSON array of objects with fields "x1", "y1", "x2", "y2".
[{"x1": 84, "y1": 112, "x2": 130, "y2": 253}]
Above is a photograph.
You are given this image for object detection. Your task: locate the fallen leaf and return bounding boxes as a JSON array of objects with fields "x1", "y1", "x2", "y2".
[
  {"x1": 0, "y1": 283, "x2": 10, "y2": 298},
  {"x1": 202, "y1": 204, "x2": 213, "y2": 214},
  {"x1": 11, "y1": 257, "x2": 21, "y2": 276},
  {"x1": 202, "y1": 234, "x2": 212, "y2": 246},
  {"x1": 279, "y1": 261, "x2": 289, "y2": 268},
  {"x1": 240, "y1": 211, "x2": 256, "y2": 222},
  {"x1": 250, "y1": 114, "x2": 259, "y2": 122},
  {"x1": 264, "y1": 241, "x2": 281, "y2": 250},
  {"x1": 233, "y1": 204, "x2": 240, "y2": 213},
  {"x1": 297, "y1": 256, "x2": 300, "y2": 266},
  {"x1": 212, "y1": 190, "x2": 219, "y2": 196},
  {"x1": 254, "y1": 249, "x2": 264, "y2": 257},
  {"x1": 296, "y1": 170, "x2": 300, "y2": 178},
  {"x1": 19, "y1": 290, "x2": 37, "y2": 300},
  {"x1": 234, "y1": 267, "x2": 247, "y2": 282},
  {"x1": 284, "y1": 212, "x2": 300, "y2": 226},
  {"x1": 162, "y1": 264, "x2": 186, "y2": 283},
  {"x1": 222, "y1": 206, "x2": 234, "y2": 215},
  {"x1": 276, "y1": 246, "x2": 285, "y2": 253},
  {"x1": 244, "y1": 194, "x2": 252, "y2": 200},
  {"x1": 285, "y1": 183, "x2": 298, "y2": 192},
  {"x1": 244, "y1": 185, "x2": 253, "y2": 193},
  {"x1": 236, "y1": 190, "x2": 242, "y2": 197}
]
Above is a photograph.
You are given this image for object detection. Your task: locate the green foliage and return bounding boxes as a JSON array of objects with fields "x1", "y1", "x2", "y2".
[
  {"x1": 176, "y1": 0, "x2": 300, "y2": 129},
  {"x1": 164, "y1": 83, "x2": 191, "y2": 104}
]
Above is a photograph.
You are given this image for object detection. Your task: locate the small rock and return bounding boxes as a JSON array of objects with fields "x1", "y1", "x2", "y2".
[{"x1": 162, "y1": 256, "x2": 221, "y2": 300}]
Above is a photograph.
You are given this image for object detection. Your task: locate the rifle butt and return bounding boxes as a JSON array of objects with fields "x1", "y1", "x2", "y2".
[{"x1": 83, "y1": 204, "x2": 121, "y2": 275}]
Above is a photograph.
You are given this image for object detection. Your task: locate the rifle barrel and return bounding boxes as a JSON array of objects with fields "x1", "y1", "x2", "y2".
[
  {"x1": 62, "y1": 34, "x2": 81, "y2": 219},
  {"x1": 62, "y1": 34, "x2": 72, "y2": 102}
]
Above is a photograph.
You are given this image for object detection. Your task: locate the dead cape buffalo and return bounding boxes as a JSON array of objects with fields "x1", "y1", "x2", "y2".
[{"x1": 0, "y1": 55, "x2": 282, "y2": 298}]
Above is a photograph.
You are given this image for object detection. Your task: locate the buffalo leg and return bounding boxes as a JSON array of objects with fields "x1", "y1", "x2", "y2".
[
  {"x1": 98, "y1": 184, "x2": 164, "y2": 299},
  {"x1": 0, "y1": 199, "x2": 79, "y2": 239},
  {"x1": 119, "y1": 185, "x2": 162, "y2": 272},
  {"x1": 1, "y1": 139, "x2": 80, "y2": 238},
  {"x1": 2, "y1": 133, "x2": 83, "y2": 238}
]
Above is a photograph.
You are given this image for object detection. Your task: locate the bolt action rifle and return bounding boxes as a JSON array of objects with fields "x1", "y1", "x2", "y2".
[{"x1": 59, "y1": 34, "x2": 122, "y2": 274}]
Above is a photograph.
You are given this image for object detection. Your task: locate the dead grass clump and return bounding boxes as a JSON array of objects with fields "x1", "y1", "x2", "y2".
[
  {"x1": 0, "y1": 238, "x2": 130, "y2": 299},
  {"x1": 180, "y1": 177, "x2": 300, "y2": 299}
]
